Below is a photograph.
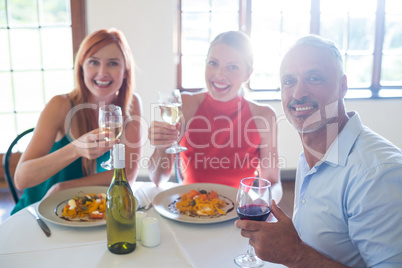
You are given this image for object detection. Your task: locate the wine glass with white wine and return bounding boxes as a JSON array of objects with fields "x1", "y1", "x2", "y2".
[
  {"x1": 158, "y1": 89, "x2": 187, "y2": 154},
  {"x1": 99, "y1": 104, "x2": 123, "y2": 170}
]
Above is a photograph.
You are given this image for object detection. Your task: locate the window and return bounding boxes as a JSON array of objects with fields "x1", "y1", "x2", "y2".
[
  {"x1": 0, "y1": 0, "x2": 86, "y2": 152},
  {"x1": 177, "y1": 0, "x2": 402, "y2": 99},
  {"x1": 179, "y1": 0, "x2": 239, "y2": 89}
]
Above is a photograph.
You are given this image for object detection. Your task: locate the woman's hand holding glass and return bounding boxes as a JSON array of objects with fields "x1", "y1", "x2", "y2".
[
  {"x1": 156, "y1": 89, "x2": 187, "y2": 154},
  {"x1": 148, "y1": 121, "x2": 179, "y2": 148},
  {"x1": 71, "y1": 128, "x2": 114, "y2": 160}
]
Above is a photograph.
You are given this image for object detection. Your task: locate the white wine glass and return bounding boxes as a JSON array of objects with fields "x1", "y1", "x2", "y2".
[
  {"x1": 235, "y1": 177, "x2": 272, "y2": 268},
  {"x1": 158, "y1": 89, "x2": 187, "y2": 154},
  {"x1": 99, "y1": 104, "x2": 123, "y2": 170}
]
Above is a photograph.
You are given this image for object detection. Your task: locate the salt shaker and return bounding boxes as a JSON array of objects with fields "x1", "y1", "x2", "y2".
[
  {"x1": 136, "y1": 211, "x2": 147, "y2": 241},
  {"x1": 140, "y1": 217, "x2": 160, "y2": 247}
]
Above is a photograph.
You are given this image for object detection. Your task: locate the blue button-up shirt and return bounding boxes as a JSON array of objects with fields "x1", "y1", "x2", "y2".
[{"x1": 293, "y1": 112, "x2": 402, "y2": 267}]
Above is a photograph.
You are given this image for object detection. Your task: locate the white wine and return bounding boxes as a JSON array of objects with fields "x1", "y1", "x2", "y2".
[
  {"x1": 100, "y1": 122, "x2": 123, "y2": 141},
  {"x1": 106, "y1": 144, "x2": 136, "y2": 254},
  {"x1": 160, "y1": 104, "x2": 181, "y2": 125}
]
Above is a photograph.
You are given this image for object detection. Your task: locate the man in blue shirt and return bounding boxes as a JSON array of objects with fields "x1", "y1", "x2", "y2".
[{"x1": 236, "y1": 35, "x2": 402, "y2": 267}]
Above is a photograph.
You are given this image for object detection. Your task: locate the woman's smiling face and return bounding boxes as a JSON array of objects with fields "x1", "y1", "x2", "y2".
[
  {"x1": 205, "y1": 43, "x2": 252, "y2": 102},
  {"x1": 82, "y1": 43, "x2": 126, "y2": 102}
]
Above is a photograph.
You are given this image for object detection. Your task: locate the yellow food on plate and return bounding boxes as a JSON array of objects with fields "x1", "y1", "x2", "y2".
[
  {"x1": 175, "y1": 189, "x2": 227, "y2": 216},
  {"x1": 62, "y1": 193, "x2": 106, "y2": 220}
]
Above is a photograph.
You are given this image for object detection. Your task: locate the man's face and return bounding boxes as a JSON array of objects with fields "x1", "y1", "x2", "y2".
[{"x1": 280, "y1": 45, "x2": 347, "y2": 133}]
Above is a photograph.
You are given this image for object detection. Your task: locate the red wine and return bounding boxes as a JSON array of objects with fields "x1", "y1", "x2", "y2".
[{"x1": 237, "y1": 204, "x2": 271, "y2": 221}]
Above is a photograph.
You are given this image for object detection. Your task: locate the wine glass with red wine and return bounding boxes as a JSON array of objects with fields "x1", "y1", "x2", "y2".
[{"x1": 235, "y1": 177, "x2": 272, "y2": 268}]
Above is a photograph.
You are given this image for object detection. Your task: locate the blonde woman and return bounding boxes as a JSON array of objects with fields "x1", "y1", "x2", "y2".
[{"x1": 148, "y1": 31, "x2": 282, "y2": 201}]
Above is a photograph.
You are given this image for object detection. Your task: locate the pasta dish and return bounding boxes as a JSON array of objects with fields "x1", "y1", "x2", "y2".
[
  {"x1": 62, "y1": 193, "x2": 106, "y2": 220},
  {"x1": 176, "y1": 189, "x2": 227, "y2": 216}
]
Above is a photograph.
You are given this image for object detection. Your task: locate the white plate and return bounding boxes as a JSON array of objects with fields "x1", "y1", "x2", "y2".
[
  {"x1": 38, "y1": 186, "x2": 138, "y2": 227},
  {"x1": 153, "y1": 183, "x2": 237, "y2": 224}
]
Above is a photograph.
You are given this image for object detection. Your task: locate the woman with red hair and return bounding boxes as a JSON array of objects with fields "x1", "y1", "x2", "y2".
[{"x1": 12, "y1": 28, "x2": 142, "y2": 214}]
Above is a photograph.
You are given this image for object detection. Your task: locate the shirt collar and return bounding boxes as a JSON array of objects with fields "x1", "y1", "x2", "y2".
[{"x1": 324, "y1": 111, "x2": 364, "y2": 167}]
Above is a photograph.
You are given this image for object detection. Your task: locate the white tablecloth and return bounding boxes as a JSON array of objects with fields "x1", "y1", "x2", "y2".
[{"x1": 0, "y1": 182, "x2": 285, "y2": 268}]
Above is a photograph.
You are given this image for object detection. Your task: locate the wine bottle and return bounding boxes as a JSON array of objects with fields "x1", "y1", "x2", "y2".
[{"x1": 106, "y1": 143, "x2": 136, "y2": 254}]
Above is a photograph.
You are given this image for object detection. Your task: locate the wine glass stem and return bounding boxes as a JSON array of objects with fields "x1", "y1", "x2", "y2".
[
  {"x1": 247, "y1": 243, "x2": 256, "y2": 257},
  {"x1": 109, "y1": 149, "x2": 113, "y2": 165},
  {"x1": 173, "y1": 141, "x2": 179, "y2": 149},
  {"x1": 175, "y1": 130, "x2": 182, "y2": 148},
  {"x1": 242, "y1": 243, "x2": 261, "y2": 264}
]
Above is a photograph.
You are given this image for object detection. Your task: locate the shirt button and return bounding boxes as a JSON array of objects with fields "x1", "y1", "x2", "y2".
[{"x1": 301, "y1": 199, "x2": 306, "y2": 204}]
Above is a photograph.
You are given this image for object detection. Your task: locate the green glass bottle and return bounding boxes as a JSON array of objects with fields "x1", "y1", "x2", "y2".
[{"x1": 106, "y1": 144, "x2": 136, "y2": 254}]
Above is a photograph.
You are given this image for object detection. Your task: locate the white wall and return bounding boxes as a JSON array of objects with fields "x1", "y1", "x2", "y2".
[{"x1": 87, "y1": 0, "x2": 402, "y2": 176}]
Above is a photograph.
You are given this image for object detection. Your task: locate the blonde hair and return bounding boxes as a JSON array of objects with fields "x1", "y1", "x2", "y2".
[
  {"x1": 208, "y1": 31, "x2": 254, "y2": 71},
  {"x1": 69, "y1": 28, "x2": 135, "y2": 175}
]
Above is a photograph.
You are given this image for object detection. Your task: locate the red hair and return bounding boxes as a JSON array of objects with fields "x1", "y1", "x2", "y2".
[{"x1": 69, "y1": 28, "x2": 135, "y2": 175}]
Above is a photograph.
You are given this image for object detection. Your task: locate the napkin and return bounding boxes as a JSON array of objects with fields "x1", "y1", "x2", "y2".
[{"x1": 135, "y1": 187, "x2": 151, "y2": 210}]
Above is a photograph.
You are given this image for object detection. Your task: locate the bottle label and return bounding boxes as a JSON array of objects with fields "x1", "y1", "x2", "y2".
[{"x1": 113, "y1": 144, "x2": 125, "y2": 169}]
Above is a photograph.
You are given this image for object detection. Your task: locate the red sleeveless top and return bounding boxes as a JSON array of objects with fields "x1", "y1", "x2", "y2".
[{"x1": 178, "y1": 93, "x2": 261, "y2": 189}]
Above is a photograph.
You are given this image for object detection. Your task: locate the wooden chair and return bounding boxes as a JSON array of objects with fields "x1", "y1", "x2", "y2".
[{"x1": 2, "y1": 128, "x2": 34, "y2": 204}]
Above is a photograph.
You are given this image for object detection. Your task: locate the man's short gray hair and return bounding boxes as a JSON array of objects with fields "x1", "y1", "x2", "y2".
[{"x1": 290, "y1": 35, "x2": 344, "y2": 75}]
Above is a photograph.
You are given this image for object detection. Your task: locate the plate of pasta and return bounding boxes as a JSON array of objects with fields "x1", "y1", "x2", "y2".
[
  {"x1": 153, "y1": 183, "x2": 237, "y2": 224},
  {"x1": 38, "y1": 186, "x2": 139, "y2": 227}
]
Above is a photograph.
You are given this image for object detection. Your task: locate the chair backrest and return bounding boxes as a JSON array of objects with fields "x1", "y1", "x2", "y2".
[{"x1": 2, "y1": 128, "x2": 34, "y2": 204}]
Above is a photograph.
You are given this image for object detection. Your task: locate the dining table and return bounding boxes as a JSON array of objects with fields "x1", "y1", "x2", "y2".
[{"x1": 0, "y1": 181, "x2": 285, "y2": 268}]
